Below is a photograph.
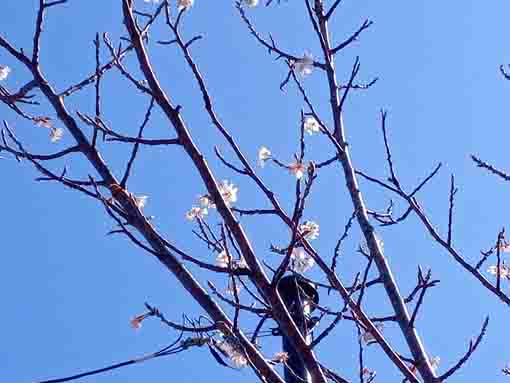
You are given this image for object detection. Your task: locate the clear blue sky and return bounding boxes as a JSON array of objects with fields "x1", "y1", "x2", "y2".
[{"x1": 2, "y1": 1, "x2": 510, "y2": 382}]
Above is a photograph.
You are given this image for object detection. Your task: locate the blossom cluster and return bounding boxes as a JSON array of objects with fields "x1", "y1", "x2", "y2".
[
  {"x1": 134, "y1": 195, "x2": 149, "y2": 209},
  {"x1": 186, "y1": 180, "x2": 238, "y2": 221},
  {"x1": 290, "y1": 248, "x2": 314, "y2": 273},
  {"x1": 256, "y1": 115, "x2": 322, "y2": 180},
  {"x1": 487, "y1": 242, "x2": 510, "y2": 280},
  {"x1": 1, "y1": 69, "x2": 66, "y2": 143},
  {"x1": 487, "y1": 264, "x2": 510, "y2": 279},
  {"x1": 0, "y1": 65, "x2": 11, "y2": 81},
  {"x1": 215, "y1": 335, "x2": 248, "y2": 368},
  {"x1": 286, "y1": 220, "x2": 320, "y2": 273},
  {"x1": 293, "y1": 51, "x2": 314, "y2": 78},
  {"x1": 304, "y1": 116, "x2": 321, "y2": 135},
  {"x1": 216, "y1": 250, "x2": 247, "y2": 269},
  {"x1": 299, "y1": 220, "x2": 320, "y2": 240}
]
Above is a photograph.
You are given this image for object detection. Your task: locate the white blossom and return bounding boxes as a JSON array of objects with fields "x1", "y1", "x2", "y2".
[
  {"x1": 0, "y1": 65, "x2": 11, "y2": 81},
  {"x1": 134, "y1": 195, "x2": 148, "y2": 209},
  {"x1": 303, "y1": 116, "x2": 321, "y2": 135},
  {"x1": 289, "y1": 161, "x2": 306, "y2": 179},
  {"x1": 244, "y1": 0, "x2": 259, "y2": 7},
  {"x1": 258, "y1": 146, "x2": 271, "y2": 168},
  {"x1": 198, "y1": 194, "x2": 215, "y2": 209},
  {"x1": 299, "y1": 220, "x2": 319, "y2": 240},
  {"x1": 216, "y1": 336, "x2": 247, "y2": 368},
  {"x1": 186, "y1": 206, "x2": 208, "y2": 221},
  {"x1": 178, "y1": 0, "x2": 194, "y2": 10},
  {"x1": 216, "y1": 251, "x2": 230, "y2": 268},
  {"x1": 294, "y1": 51, "x2": 313, "y2": 78},
  {"x1": 487, "y1": 264, "x2": 510, "y2": 279},
  {"x1": 50, "y1": 127, "x2": 64, "y2": 143},
  {"x1": 218, "y1": 180, "x2": 238, "y2": 206},
  {"x1": 360, "y1": 323, "x2": 384, "y2": 345},
  {"x1": 216, "y1": 251, "x2": 247, "y2": 269},
  {"x1": 290, "y1": 248, "x2": 314, "y2": 273},
  {"x1": 235, "y1": 256, "x2": 247, "y2": 269}
]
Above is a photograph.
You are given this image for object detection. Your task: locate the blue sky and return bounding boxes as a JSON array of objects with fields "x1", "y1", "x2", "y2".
[{"x1": 2, "y1": 1, "x2": 510, "y2": 382}]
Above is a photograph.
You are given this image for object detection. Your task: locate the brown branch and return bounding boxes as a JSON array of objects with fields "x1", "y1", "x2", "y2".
[
  {"x1": 331, "y1": 210, "x2": 356, "y2": 271},
  {"x1": 181, "y1": 253, "x2": 250, "y2": 276},
  {"x1": 330, "y1": 19, "x2": 373, "y2": 55},
  {"x1": 232, "y1": 208, "x2": 278, "y2": 216},
  {"x1": 33, "y1": 0, "x2": 45, "y2": 64},
  {"x1": 471, "y1": 154, "x2": 510, "y2": 182},
  {"x1": 120, "y1": 97, "x2": 155, "y2": 187},
  {"x1": 102, "y1": 34, "x2": 153, "y2": 95},
  {"x1": 92, "y1": 33, "x2": 102, "y2": 146},
  {"x1": 3, "y1": 8, "x2": 283, "y2": 383},
  {"x1": 436, "y1": 316, "x2": 489, "y2": 382},
  {"x1": 144, "y1": 303, "x2": 217, "y2": 332},
  {"x1": 338, "y1": 57, "x2": 360, "y2": 112},
  {"x1": 236, "y1": 1, "x2": 326, "y2": 70},
  {"x1": 338, "y1": 77, "x2": 378, "y2": 90},
  {"x1": 0, "y1": 142, "x2": 81, "y2": 161},
  {"x1": 408, "y1": 268, "x2": 436, "y2": 329},
  {"x1": 309, "y1": 1, "x2": 431, "y2": 380},
  {"x1": 325, "y1": 0, "x2": 344, "y2": 20},
  {"x1": 447, "y1": 175, "x2": 457, "y2": 246},
  {"x1": 208, "y1": 281, "x2": 269, "y2": 315},
  {"x1": 500, "y1": 64, "x2": 510, "y2": 80},
  {"x1": 123, "y1": 1, "x2": 318, "y2": 381}
]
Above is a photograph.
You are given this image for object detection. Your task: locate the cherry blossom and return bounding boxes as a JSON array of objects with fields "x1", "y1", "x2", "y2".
[
  {"x1": 289, "y1": 161, "x2": 306, "y2": 179},
  {"x1": 218, "y1": 180, "x2": 238, "y2": 206},
  {"x1": 178, "y1": 0, "x2": 194, "y2": 11},
  {"x1": 50, "y1": 127, "x2": 64, "y2": 143},
  {"x1": 186, "y1": 206, "x2": 208, "y2": 221},
  {"x1": 258, "y1": 146, "x2": 271, "y2": 168},
  {"x1": 294, "y1": 51, "x2": 313, "y2": 78},
  {"x1": 134, "y1": 195, "x2": 148, "y2": 209},
  {"x1": 0, "y1": 65, "x2": 11, "y2": 81},
  {"x1": 303, "y1": 116, "x2": 321, "y2": 135},
  {"x1": 487, "y1": 264, "x2": 510, "y2": 279},
  {"x1": 299, "y1": 220, "x2": 319, "y2": 240},
  {"x1": 290, "y1": 248, "x2": 315, "y2": 273},
  {"x1": 215, "y1": 335, "x2": 248, "y2": 368}
]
